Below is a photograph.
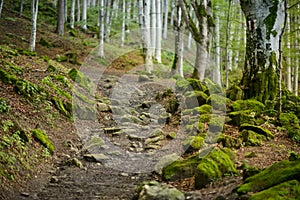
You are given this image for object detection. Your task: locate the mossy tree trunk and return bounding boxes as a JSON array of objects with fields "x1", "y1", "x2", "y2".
[{"x1": 240, "y1": 0, "x2": 286, "y2": 103}]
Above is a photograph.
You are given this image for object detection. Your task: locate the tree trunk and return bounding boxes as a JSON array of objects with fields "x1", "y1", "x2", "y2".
[
  {"x1": 151, "y1": 0, "x2": 156, "y2": 57},
  {"x1": 64, "y1": 0, "x2": 68, "y2": 22},
  {"x1": 213, "y1": 4, "x2": 221, "y2": 86},
  {"x1": 104, "y1": 0, "x2": 113, "y2": 42},
  {"x1": 70, "y1": 0, "x2": 75, "y2": 29},
  {"x1": 29, "y1": 0, "x2": 39, "y2": 52},
  {"x1": 144, "y1": 0, "x2": 153, "y2": 72},
  {"x1": 76, "y1": 0, "x2": 80, "y2": 22},
  {"x1": 82, "y1": 0, "x2": 87, "y2": 30},
  {"x1": 180, "y1": 0, "x2": 214, "y2": 81},
  {"x1": 172, "y1": 1, "x2": 185, "y2": 77},
  {"x1": 121, "y1": 0, "x2": 126, "y2": 47},
  {"x1": 286, "y1": 12, "x2": 292, "y2": 91},
  {"x1": 56, "y1": 0, "x2": 65, "y2": 35},
  {"x1": 163, "y1": 0, "x2": 169, "y2": 39},
  {"x1": 98, "y1": 0, "x2": 105, "y2": 58},
  {"x1": 240, "y1": 0, "x2": 286, "y2": 103},
  {"x1": 0, "y1": 0, "x2": 4, "y2": 18},
  {"x1": 155, "y1": 0, "x2": 162, "y2": 63},
  {"x1": 20, "y1": 0, "x2": 24, "y2": 16}
]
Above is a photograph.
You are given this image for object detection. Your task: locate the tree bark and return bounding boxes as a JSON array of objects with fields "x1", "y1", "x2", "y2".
[
  {"x1": 163, "y1": 0, "x2": 169, "y2": 39},
  {"x1": 240, "y1": 0, "x2": 286, "y2": 103},
  {"x1": 155, "y1": 0, "x2": 162, "y2": 63},
  {"x1": 56, "y1": 0, "x2": 65, "y2": 35},
  {"x1": 0, "y1": 0, "x2": 4, "y2": 18},
  {"x1": 144, "y1": 0, "x2": 153, "y2": 72},
  {"x1": 213, "y1": 4, "x2": 221, "y2": 86},
  {"x1": 179, "y1": 0, "x2": 214, "y2": 81},
  {"x1": 76, "y1": 0, "x2": 80, "y2": 22},
  {"x1": 82, "y1": 0, "x2": 87, "y2": 31},
  {"x1": 29, "y1": 0, "x2": 39, "y2": 52},
  {"x1": 98, "y1": 0, "x2": 105, "y2": 58},
  {"x1": 70, "y1": 0, "x2": 75, "y2": 29},
  {"x1": 121, "y1": 0, "x2": 126, "y2": 47}
]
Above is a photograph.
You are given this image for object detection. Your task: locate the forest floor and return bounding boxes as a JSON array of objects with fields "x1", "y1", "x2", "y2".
[{"x1": 1, "y1": 3, "x2": 300, "y2": 200}]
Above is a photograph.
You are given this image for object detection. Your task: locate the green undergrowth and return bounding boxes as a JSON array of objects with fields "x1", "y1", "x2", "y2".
[{"x1": 31, "y1": 129, "x2": 54, "y2": 154}]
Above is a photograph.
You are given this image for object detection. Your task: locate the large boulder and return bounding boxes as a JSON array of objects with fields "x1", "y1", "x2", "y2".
[{"x1": 194, "y1": 147, "x2": 237, "y2": 189}]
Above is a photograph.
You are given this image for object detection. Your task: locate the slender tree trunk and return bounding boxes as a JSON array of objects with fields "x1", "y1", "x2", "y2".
[
  {"x1": 213, "y1": 4, "x2": 221, "y2": 86},
  {"x1": 64, "y1": 0, "x2": 68, "y2": 22},
  {"x1": 70, "y1": 0, "x2": 75, "y2": 28},
  {"x1": 155, "y1": 0, "x2": 162, "y2": 63},
  {"x1": 170, "y1": 0, "x2": 175, "y2": 27},
  {"x1": 224, "y1": 0, "x2": 232, "y2": 88},
  {"x1": 56, "y1": 0, "x2": 65, "y2": 35},
  {"x1": 20, "y1": 0, "x2": 24, "y2": 16},
  {"x1": 144, "y1": 0, "x2": 153, "y2": 72},
  {"x1": 0, "y1": 0, "x2": 4, "y2": 18},
  {"x1": 240, "y1": 0, "x2": 286, "y2": 103},
  {"x1": 121, "y1": 0, "x2": 126, "y2": 47},
  {"x1": 98, "y1": 0, "x2": 105, "y2": 58},
  {"x1": 76, "y1": 0, "x2": 80, "y2": 22},
  {"x1": 29, "y1": 0, "x2": 39, "y2": 52},
  {"x1": 285, "y1": 12, "x2": 292, "y2": 91},
  {"x1": 104, "y1": 0, "x2": 113, "y2": 42},
  {"x1": 91, "y1": 0, "x2": 96, "y2": 7},
  {"x1": 82, "y1": 0, "x2": 87, "y2": 30},
  {"x1": 163, "y1": 0, "x2": 169, "y2": 39},
  {"x1": 151, "y1": 0, "x2": 156, "y2": 57},
  {"x1": 172, "y1": 0, "x2": 185, "y2": 77}
]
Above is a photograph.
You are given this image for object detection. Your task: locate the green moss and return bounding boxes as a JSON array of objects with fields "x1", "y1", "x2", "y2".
[
  {"x1": 51, "y1": 96, "x2": 72, "y2": 118},
  {"x1": 264, "y1": 0, "x2": 279, "y2": 40},
  {"x1": 42, "y1": 76, "x2": 72, "y2": 100},
  {"x1": 199, "y1": 114, "x2": 211, "y2": 123},
  {"x1": 14, "y1": 80, "x2": 47, "y2": 100},
  {"x1": 239, "y1": 123, "x2": 274, "y2": 139},
  {"x1": 240, "y1": 130, "x2": 265, "y2": 146},
  {"x1": 228, "y1": 110, "x2": 256, "y2": 127},
  {"x1": 279, "y1": 113, "x2": 300, "y2": 143},
  {"x1": 208, "y1": 116, "x2": 225, "y2": 132},
  {"x1": 195, "y1": 147, "x2": 237, "y2": 189},
  {"x1": 231, "y1": 99, "x2": 265, "y2": 113},
  {"x1": 249, "y1": 180, "x2": 300, "y2": 200},
  {"x1": 207, "y1": 94, "x2": 226, "y2": 111},
  {"x1": 187, "y1": 78, "x2": 208, "y2": 92},
  {"x1": 31, "y1": 129, "x2": 54, "y2": 154},
  {"x1": 162, "y1": 154, "x2": 201, "y2": 181},
  {"x1": 17, "y1": 48, "x2": 37, "y2": 56},
  {"x1": 228, "y1": 85, "x2": 243, "y2": 101},
  {"x1": 68, "y1": 68, "x2": 94, "y2": 91},
  {"x1": 185, "y1": 91, "x2": 208, "y2": 106},
  {"x1": 194, "y1": 104, "x2": 212, "y2": 114},
  {"x1": 237, "y1": 160, "x2": 300, "y2": 194},
  {"x1": 218, "y1": 134, "x2": 242, "y2": 148},
  {"x1": 0, "y1": 68, "x2": 18, "y2": 84},
  {"x1": 182, "y1": 135, "x2": 205, "y2": 153}
]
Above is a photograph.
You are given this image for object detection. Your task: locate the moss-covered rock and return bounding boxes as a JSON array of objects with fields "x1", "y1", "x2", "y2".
[
  {"x1": 68, "y1": 68, "x2": 94, "y2": 91},
  {"x1": 249, "y1": 180, "x2": 300, "y2": 200},
  {"x1": 236, "y1": 160, "x2": 300, "y2": 194},
  {"x1": 240, "y1": 130, "x2": 265, "y2": 146},
  {"x1": 240, "y1": 163, "x2": 261, "y2": 180},
  {"x1": 31, "y1": 129, "x2": 54, "y2": 154},
  {"x1": 231, "y1": 99, "x2": 265, "y2": 113},
  {"x1": 280, "y1": 90, "x2": 300, "y2": 118},
  {"x1": 207, "y1": 94, "x2": 226, "y2": 111},
  {"x1": 279, "y1": 112, "x2": 300, "y2": 143},
  {"x1": 208, "y1": 116, "x2": 225, "y2": 132},
  {"x1": 239, "y1": 124, "x2": 274, "y2": 139},
  {"x1": 134, "y1": 181, "x2": 185, "y2": 200},
  {"x1": 185, "y1": 122, "x2": 206, "y2": 135},
  {"x1": 228, "y1": 110, "x2": 256, "y2": 127},
  {"x1": 195, "y1": 147, "x2": 237, "y2": 189},
  {"x1": 194, "y1": 104, "x2": 212, "y2": 114},
  {"x1": 199, "y1": 114, "x2": 211, "y2": 123},
  {"x1": 162, "y1": 154, "x2": 201, "y2": 181},
  {"x1": 182, "y1": 135, "x2": 205, "y2": 153},
  {"x1": 185, "y1": 91, "x2": 208, "y2": 107},
  {"x1": 187, "y1": 78, "x2": 208, "y2": 93},
  {"x1": 51, "y1": 96, "x2": 72, "y2": 118},
  {"x1": 218, "y1": 134, "x2": 242, "y2": 148}
]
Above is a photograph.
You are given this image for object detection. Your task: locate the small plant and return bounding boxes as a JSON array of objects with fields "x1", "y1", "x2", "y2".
[
  {"x1": 0, "y1": 98, "x2": 10, "y2": 113},
  {"x1": 1, "y1": 120, "x2": 14, "y2": 132}
]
